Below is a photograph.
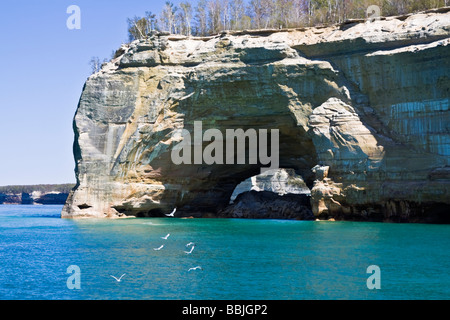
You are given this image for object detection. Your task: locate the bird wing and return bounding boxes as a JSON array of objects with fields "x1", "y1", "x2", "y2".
[
  {"x1": 110, "y1": 275, "x2": 119, "y2": 281},
  {"x1": 188, "y1": 266, "x2": 201, "y2": 271}
]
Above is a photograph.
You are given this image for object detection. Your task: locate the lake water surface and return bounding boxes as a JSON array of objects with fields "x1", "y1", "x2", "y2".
[{"x1": 0, "y1": 205, "x2": 449, "y2": 300}]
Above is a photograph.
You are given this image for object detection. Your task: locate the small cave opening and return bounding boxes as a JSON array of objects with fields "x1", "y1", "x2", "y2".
[
  {"x1": 229, "y1": 168, "x2": 311, "y2": 204},
  {"x1": 112, "y1": 206, "x2": 166, "y2": 218},
  {"x1": 219, "y1": 168, "x2": 314, "y2": 220},
  {"x1": 135, "y1": 208, "x2": 166, "y2": 218}
]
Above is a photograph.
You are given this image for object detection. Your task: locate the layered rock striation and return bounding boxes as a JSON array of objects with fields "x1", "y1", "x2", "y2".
[{"x1": 63, "y1": 9, "x2": 450, "y2": 222}]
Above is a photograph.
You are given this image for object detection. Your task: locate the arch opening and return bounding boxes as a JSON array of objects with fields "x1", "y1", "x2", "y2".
[
  {"x1": 169, "y1": 123, "x2": 319, "y2": 218},
  {"x1": 216, "y1": 168, "x2": 313, "y2": 219},
  {"x1": 229, "y1": 168, "x2": 311, "y2": 203}
]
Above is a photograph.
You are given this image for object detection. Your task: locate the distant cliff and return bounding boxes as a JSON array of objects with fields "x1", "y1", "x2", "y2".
[
  {"x1": 63, "y1": 9, "x2": 450, "y2": 222},
  {"x1": 0, "y1": 184, "x2": 74, "y2": 205}
]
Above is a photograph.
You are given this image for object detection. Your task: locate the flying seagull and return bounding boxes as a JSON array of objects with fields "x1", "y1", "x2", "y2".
[
  {"x1": 161, "y1": 233, "x2": 170, "y2": 240},
  {"x1": 184, "y1": 245, "x2": 195, "y2": 254},
  {"x1": 185, "y1": 242, "x2": 195, "y2": 247},
  {"x1": 188, "y1": 266, "x2": 202, "y2": 272},
  {"x1": 154, "y1": 245, "x2": 164, "y2": 251},
  {"x1": 165, "y1": 208, "x2": 176, "y2": 217},
  {"x1": 110, "y1": 273, "x2": 126, "y2": 282}
]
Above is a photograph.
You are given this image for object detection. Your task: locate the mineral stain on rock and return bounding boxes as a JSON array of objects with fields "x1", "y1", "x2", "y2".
[{"x1": 62, "y1": 10, "x2": 450, "y2": 222}]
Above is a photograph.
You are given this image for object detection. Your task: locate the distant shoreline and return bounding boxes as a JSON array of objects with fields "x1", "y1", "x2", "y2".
[{"x1": 0, "y1": 183, "x2": 74, "y2": 205}]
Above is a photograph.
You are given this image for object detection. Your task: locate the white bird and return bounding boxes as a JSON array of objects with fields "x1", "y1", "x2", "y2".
[
  {"x1": 154, "y1": 245, "x2": 164, "y2": 251},
  {"x1": 110, "y1": 273, "x2": 126, "y2": 282},
  {"x1": 188, "y1": 266, "x2": 202, "y2": 272},
  {"x1": 165, "y1": 208, "x2": 176, "y2": 217},
  {"x1": 185, "y1": 242, "x2": 195, "y2": 247},
  {"x1": 161, "y1": 233, "x2": 170, "y2": 240},
  {"x1": 184, "y1": 245, "x2": 195, "y2": 254}
]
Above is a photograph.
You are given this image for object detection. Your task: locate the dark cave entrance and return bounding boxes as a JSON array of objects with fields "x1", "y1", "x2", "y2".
[{"x1": 163, "y1": 115, "x2": 320, "y2": 218}]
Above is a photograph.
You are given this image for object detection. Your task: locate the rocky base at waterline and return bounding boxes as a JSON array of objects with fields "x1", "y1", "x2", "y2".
[
  {"x1": 314, "y1": 200, "x2": 450, "y2": 223},
  {"x1": 218, "y1": 191, "x2": 314, "y2": 220},
  {"x1": 215, "y1": 191, "x2": 450, "y2": 223}
]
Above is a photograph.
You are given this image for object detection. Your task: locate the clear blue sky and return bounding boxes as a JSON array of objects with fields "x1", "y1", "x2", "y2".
[{"x1": 0, "y1": 0, "x2": 175, "y2": 186}]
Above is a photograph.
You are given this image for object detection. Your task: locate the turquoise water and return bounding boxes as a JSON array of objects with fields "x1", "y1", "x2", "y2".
[{"x1": 0, "y1": 205, "x2": 449, "y2": 300}]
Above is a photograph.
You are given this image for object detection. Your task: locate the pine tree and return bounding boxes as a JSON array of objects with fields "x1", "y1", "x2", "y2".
[{"x1": 127, "y1": 16, "x2": 149, "y2": 41}]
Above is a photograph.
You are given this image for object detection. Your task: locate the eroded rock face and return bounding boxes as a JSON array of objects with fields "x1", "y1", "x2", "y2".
[{"x1": 62, "y1": 10, "x2": 450, "y2": 221}]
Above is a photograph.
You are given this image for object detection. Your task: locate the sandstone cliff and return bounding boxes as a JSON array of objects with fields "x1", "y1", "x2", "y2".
[{"x1": 62, "y1": 9, "x2": 450, "y2": 222}]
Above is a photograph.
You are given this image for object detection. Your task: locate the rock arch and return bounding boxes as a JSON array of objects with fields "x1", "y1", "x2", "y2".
[{"x1": 62, "y1": 14, "x2": 450, "y2": 221}]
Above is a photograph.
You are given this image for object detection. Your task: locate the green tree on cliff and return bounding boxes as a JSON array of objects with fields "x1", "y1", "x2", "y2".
[{"x1": 127, "y1": 16, "x2": 148, "y2": 41}]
